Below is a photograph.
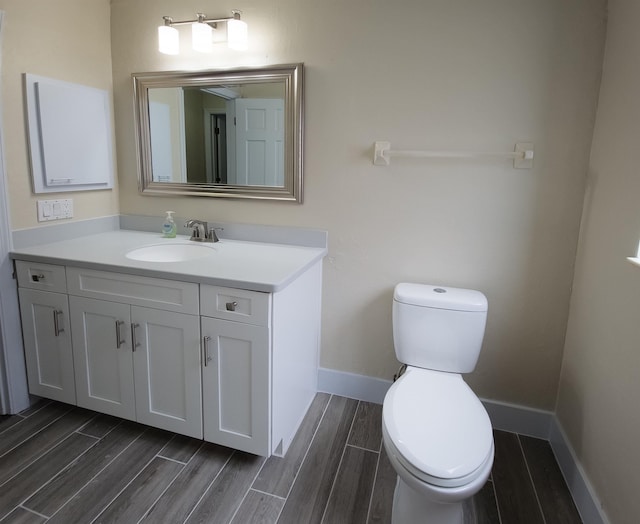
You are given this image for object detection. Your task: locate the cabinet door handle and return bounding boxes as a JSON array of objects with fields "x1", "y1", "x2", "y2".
[
  {"x1": 203, "y1": 336, "x2": 212, "y2": 366},
  {"x1": 53, "y1": 310, "x2": 64, "y2": 336},
  {"x1": 226, "y1": 301, "x2": 238, "y2": 312},
  {"x1": 31, "y1": 273, "x2": 45, "y2": 282},
  {"x1": 115, "y1": 320, "x2": 125, "y2": 349},
  {"x1": 131, "y1": 323, "x2": 140, "y2": 351}
]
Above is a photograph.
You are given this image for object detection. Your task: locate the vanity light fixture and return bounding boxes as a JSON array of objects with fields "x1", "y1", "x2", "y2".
[{"x1": 158, "y1": 10, "x2": 248, "y2": 55}]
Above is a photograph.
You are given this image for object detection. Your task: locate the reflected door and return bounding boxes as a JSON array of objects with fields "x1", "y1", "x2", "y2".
[{"x1": 234, "y1": 98, "x2": 284, "y2": 186}]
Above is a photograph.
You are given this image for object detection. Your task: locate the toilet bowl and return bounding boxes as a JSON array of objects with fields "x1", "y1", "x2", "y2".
[{"x1": 383, "y1": 283, "x2": 494, "y2": 524}]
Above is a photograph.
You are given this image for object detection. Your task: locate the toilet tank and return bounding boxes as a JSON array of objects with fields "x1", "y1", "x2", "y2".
[{"x1": 393, "y1": 283, "x2": 488, "y2": 373}]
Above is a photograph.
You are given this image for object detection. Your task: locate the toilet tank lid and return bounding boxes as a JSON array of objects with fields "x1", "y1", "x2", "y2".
[{"x1": 394, "y1": 283, "x2": 487, "y2": 312}]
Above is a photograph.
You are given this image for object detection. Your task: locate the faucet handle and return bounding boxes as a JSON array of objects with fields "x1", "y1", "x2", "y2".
[{"x1": 206, "y1": 227, "x2": 223, "y2": 243}]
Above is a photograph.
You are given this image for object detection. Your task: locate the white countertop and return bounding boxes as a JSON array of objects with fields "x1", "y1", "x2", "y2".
[{"x1": 10, "y1": 230, "x2": 327, "y2": 292}]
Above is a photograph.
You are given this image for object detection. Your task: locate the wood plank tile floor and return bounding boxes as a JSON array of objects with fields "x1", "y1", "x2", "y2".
[{"x1": 0, "y1": 394, "x2": 582, "y2": 524}]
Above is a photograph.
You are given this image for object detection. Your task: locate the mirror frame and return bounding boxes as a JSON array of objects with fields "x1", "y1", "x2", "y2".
[{"x1": 132, "y1": 63, "x2": 303, "y2": 202}]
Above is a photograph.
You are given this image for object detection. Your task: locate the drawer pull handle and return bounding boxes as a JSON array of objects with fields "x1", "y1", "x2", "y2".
[
  {"x1": 131, "y1": 323, "x2": 140, "y2": 351},
  {"x1": 53, "y1": 310, "x2": 64, "y2": 336},
  {"x1": 226, "y1": 301, "x2": 238, "y2": 312},
  {"x1": 31, "y1": 274, "x2": 45, "y2": 282},
  {"x1": 115, "y1": 320, "x2": 125, "y2": 349},
  {"x1": 203, "y1": 336, "x2": 212, "y2": 366}
]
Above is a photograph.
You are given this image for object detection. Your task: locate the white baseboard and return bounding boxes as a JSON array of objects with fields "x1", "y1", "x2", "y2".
[
  {"x1": 549, "y1": 418, "x2": 610, "y2": 524},
  {"x1": 318, "y1": 367, "x2": 391, "y2": 404},
  {"x1": 318, "y1": 366, "x2": 607, "y2": 524}
]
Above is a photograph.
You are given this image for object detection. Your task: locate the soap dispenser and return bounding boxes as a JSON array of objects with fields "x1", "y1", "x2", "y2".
[{"x1": 162, "y1": 211, "x2": 177, "y2": 238}]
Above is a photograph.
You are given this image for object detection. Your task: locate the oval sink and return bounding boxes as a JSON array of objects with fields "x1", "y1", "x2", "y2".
[{"x1": 126, "y1": 243, "x2": 215, "y2": 263}]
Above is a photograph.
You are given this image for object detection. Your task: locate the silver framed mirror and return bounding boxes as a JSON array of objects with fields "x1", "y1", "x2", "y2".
[{"x1": 132, "y1": 63, "x2": 303, "y2": 202}]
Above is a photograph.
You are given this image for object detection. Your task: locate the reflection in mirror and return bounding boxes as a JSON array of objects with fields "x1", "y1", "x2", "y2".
[{"x1": 133, "y1": 64, "x2": 303, "y2": 202}]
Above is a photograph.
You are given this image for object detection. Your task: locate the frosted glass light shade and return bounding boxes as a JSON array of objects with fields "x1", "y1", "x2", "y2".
[
  {"x1": 227, "y1": 18, "x2": 248, "y2": 50},
  {"x1": 192, "y1": 22, "x2": 213, "y2": 52},
  {"x1": 158, "y1": 25, "x2": 179, "y2": 55}
]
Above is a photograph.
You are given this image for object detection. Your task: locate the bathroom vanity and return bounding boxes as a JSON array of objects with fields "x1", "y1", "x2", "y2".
[{"x1": 11, "y1": 229, "x2": 325, "y2": 457}]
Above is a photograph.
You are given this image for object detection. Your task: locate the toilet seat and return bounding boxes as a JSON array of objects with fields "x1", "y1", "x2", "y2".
[{"x1": 382, "y1": 367, "x2": 493, "y2": 488}]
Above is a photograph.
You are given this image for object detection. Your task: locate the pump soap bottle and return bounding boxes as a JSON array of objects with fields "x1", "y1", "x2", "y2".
[{"x1": 162, "y1": 211, "x2": 177, "y2": 238}]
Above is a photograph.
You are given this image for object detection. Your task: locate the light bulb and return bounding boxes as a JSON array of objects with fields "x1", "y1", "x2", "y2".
[
  {"x1": 158, "y1": 25, "x2": 179, "y2": 55},
  {"x1": 192, "y1": 22, "x2": 213, "y2": 52},
  {"x1": 227, "y1": 18, "x2": 248, "y2": 50}
]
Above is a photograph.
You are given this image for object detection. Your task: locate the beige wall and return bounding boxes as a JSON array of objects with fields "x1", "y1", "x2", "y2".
[
  {"x1": 556, "y1": 0, "x2": 640, "y2": 521},
  {"x1": 0, "y1": 0, "x2": 118, "y2": 229},
  {"x1": 111, "y1": 0, "x2": 606, "y2": 410}
]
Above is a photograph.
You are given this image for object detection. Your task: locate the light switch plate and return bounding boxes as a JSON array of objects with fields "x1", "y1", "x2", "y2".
[{"x1": 37, "y1": 199, "x2": 73, "y2": 221}]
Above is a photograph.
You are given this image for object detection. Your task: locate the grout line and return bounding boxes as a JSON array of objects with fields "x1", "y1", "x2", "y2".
[
  {"x1": 364, "y1": 441, "x2": 383, "y2": 523},
  {"x1": 489, "y1": 479, "x2": 503, "y2": 524},
  {"x1": 273, "y1": 394, "x2": 334, "y2": 523},
  {"x1": 87, "y1": 433, "x2": 174, "y2": 524},
  {"x1": 279, "y1": 394, "x2": 333, "y2": 501},
  {"x1": 18, "y1": 504, "x2": 49, "y2": 520},
  {"x1": 227, "y1": 457, "x2": 268, "y2": 524},
  {"x1": 134, "y1": 441, "x2": 205, "y2": 524},
  {"x1": 0, "y1": 413, "x2": 97, "y2": 490},
  {"x1": 45, "y1": 427, "x2": 149, "y2": 521},
  {"x1": 156, "y1": 454, "x2": 189, "y2": 466},
  {"x1": 181, "y1": 451, "x2": 235, "y2": 524},
  {"x1": 75, "y1": 430, "x2": 102, "y2": 440},
  {"x1": 318, "y1": 399, "x2": 360, "y2": 524},
  {"x1": 517, "y1": 434, "x2": 547, "y2": 524},
  {"x1": 250, "y1": 487, "x2": 286, "y2": 501},
  {"x1": 0, "y1": 405, "x2": 73, "y2": 459},
  {"x1": 17, "y1": 432, "x2": 104, "y2": 517},
  {"x1": 346, "y1": 442, "x2": 381, "y2": 454}
]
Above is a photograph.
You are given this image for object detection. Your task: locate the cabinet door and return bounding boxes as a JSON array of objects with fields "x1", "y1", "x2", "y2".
[
  {"x1": 70, "y1": 296, "x2": 135, "y2": 420},
  {"x1": 18, "y1": 288, "x2": 75, "y2": 404},
  {"x1": 132, "y1": 306, "x2": 202, "y2": 438},
  {"x1": 201, "y1": 317, "x2": 271, "y2": 455}
]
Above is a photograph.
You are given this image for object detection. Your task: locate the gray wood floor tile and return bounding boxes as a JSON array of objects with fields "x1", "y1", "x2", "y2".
[
  {"x1": 520, "y1": 435, "x2": 582, "y2": 524},
  {"x1": 474, "y1": 480, "x2": 500, "y2": 524},
  {"x1": 17, "y1": 399, "x2": 52, "y2": 418},
  {"x1": 277, "y1": 395, "x2": 358, "y2": 524},
  {"x1": 0, "y1": 433, "x2": 96, "y2": 520},
  {"x1": 230, "y1": 489, "x2": 284, "y2": 524},
  {"x1": 0, "y1": 403, "x2": 72, "y2": 456},
  {"x1": 77, "y1": 413, "x2": 121, "y2": 438},
  {"x1": 367, "y1": 445, "x2": 396, "y2": 524},
  {"x1": 158, "y1": 433, "x2": 203, "y2": 463},
  {"x1": 93, "y1": 457, "x2": 183, "y2": 524},
  {"x1": 46, "y1": 428, "x2": 172, "y2": 524},
  {"x1": 23, "y1": 421, "x2": 145, "y2": 516},
  {"x1": 322, "y1": 446, "x2": 378, "y2": 524},
  {"x1": 0, "y1": 507, "x2": 46, "y2": 524},
  {"x1": 348, "y1": 401, "x2": 383, "y2": 451},
  {"x1": 492, "y1": 430, "x2": 544, "y2": 523},
  {"x1": 253, "y1": 392, "x2": 330, "y2": 498},
  {"x1": 140, "y1": 442, "x2": 234, "y2": 524},
  {"x1": 185, "y1": 451, "x2": 266, "y2": 524},
  {"x1": 0, "y1": 409, "x2": 94, "y2": 486},
  {"x1": 0, "y1": 416, "x2": 24, "y2": 436}
]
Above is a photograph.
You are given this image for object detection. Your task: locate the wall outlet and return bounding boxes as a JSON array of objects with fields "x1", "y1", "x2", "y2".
[{"x1": 37, "y1": 199, "x2": 73, "y2": 222}]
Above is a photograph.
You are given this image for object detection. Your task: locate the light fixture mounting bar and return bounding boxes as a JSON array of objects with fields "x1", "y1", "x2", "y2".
[{"x1": 161, "y1": 12, "x2": 241, "y2": 27}]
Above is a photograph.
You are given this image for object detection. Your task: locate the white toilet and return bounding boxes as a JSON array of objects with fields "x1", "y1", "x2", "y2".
[{"x1": 382, "y1": 283, "x2": 494, "y2": 524}]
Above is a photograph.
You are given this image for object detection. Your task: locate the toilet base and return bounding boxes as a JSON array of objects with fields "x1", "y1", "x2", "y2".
[{"x1": 391, "y1": 477, "x2": 477, "y2": 524}]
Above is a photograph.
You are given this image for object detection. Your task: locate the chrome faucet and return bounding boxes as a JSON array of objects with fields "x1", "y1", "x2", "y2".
[{"x1": 184, "y1": 220, "x2": 222, "y2": 243}]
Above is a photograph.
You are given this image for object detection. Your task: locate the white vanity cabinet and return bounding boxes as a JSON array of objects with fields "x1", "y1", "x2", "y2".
[
  {"x1": 13, "y1": 232, "x2": 325, "y2": 458},
  {"x1": 16, "y1": 261, "x2": 75, "y2": 404},
  {"x1": 201, "y1": 286, "x2": 271, "y2": 455},
  {"x1": 66, "y1": 268, "x2": 203, "y2": 439},
  {"x1": 200, "y1": 260, "x2": 323, "y2": 457}
]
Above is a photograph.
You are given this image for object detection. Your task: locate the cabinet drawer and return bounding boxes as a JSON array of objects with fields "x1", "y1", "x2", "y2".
[
  {"x1": 67, "y1": 267, "x2": 199, "y2": 315},
  {"x1": 15, "y1": 260, "x2": 67, "y2": 292},
  {"x1": 201, "y1": 285, "x2": 270, "y2": 326}
]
